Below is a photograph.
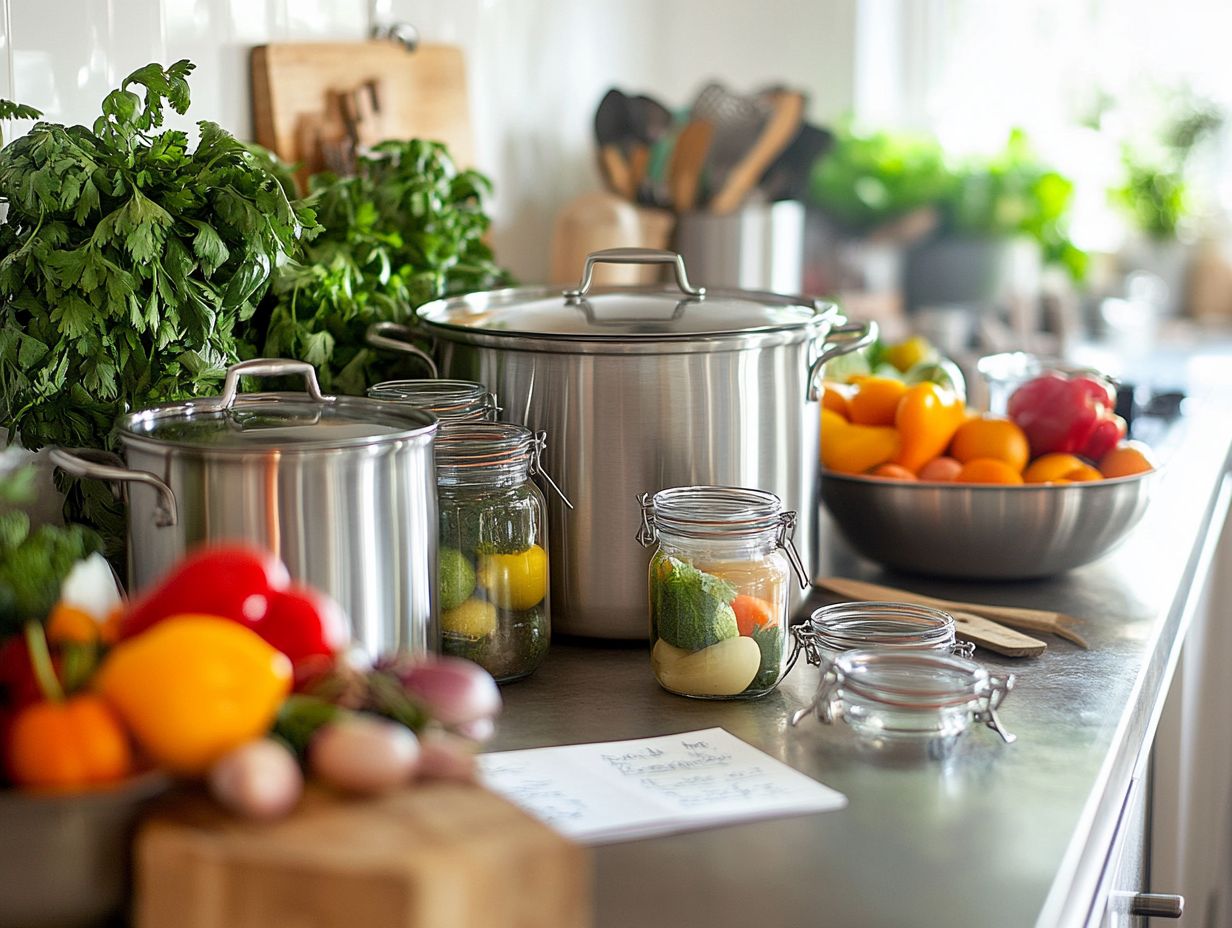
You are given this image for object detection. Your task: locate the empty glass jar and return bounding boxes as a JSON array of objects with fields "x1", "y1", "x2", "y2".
[
  {"x1": 794, "y1": 601, "x2": 975, "y2": 664},
  {"x1": 637, "y1": 485, "x2": 808, "y2": 700},
  {"x1": 790, "y1": 649, "x2": 1016, "y2": 758},
  {"x1": 368, "y1": 379, "x2": 499, "y2": 425},
  {"x1": 435, "y1": 422, "x2": 560, "y2": 682}
]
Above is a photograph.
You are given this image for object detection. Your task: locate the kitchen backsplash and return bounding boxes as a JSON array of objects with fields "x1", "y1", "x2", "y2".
[{"x1": 0, "y1": 0, "x2": 855, "y2": 279}]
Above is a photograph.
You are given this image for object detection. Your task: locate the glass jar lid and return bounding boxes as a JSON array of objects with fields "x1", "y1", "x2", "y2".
[
  {"x1": 367, "y1": 379, "x2": 499, "y2": 423},
  {"x1": 796, "y1": 601, "x2": 974, "y2": 660},
  {"x1": 434, "y1": 422, "x2": 572, "y2": 507},
  {"x1": 636, "y1": 485, "x2": 809, "y2": 588},
  {"x1": 790, "y1": 649, "x2": 1016, "y2": 746}
]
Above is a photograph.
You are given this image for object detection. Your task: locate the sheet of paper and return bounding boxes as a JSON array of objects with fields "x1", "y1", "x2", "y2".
[{"x1": 478, "y1": 727, "x2": 846, "y2": 844}]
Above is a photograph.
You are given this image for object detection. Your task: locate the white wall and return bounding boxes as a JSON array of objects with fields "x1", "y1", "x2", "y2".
[{"x1": 0, "y1": 0, "x2": 857, "y2": 279}]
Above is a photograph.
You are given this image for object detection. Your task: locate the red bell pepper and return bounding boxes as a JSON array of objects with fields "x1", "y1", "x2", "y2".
[
  {"x1": 120, "y1": 545, "x2": 349, "y2": 674},
  {"x1": 1007, "y1": 371, "x2": 1127, "y2": 462}
]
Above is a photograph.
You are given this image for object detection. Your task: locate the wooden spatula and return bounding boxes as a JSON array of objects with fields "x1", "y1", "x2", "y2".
[
  {"x1": 818, "y1": 577, "x2": 1089, "y2": 648},
  {"x1": 667, "y1": 118, "x2": 713, "y2": 212},
  {"x1": 709, "y1": 90, "x2": 805, "y2": 215},
  {"x1": 946, "y1": 610, "x2": 1047, "y2": 658}
]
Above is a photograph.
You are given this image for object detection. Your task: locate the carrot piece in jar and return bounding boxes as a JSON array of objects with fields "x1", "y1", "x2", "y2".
[{"x1": 732, "y1": 594, "x2": 776, "y2": 637}]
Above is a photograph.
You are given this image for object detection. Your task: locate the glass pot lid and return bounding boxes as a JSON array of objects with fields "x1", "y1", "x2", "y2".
[
  {"x1": 415, "y1": 248, "x2": 836, "y2": 344},
  {"x1": 121, "y1": 359, "x2": 437, "y2": 452}
]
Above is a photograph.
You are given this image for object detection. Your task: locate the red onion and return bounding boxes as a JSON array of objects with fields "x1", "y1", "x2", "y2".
[
  {"x1": 393, "y1": 656, "x2": 502, "y2": 727},
  {"x1": 309, "y1": 714, "x2": 419, "y2": 794}
]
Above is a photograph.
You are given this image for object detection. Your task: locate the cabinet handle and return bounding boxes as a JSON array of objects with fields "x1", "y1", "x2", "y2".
[{"x1": 1130, "y1": 893, "x2": 1184, "y2": 918}]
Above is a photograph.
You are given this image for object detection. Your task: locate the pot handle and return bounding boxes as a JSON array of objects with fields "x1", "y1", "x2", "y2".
[
  {"x1": 806, "y1": 319, "x2": 879, "y2": 402},
  {"x1": 563, "y1": 248, "x2": 706, "y2": 301},
  {"x1": 218, "y1": 358, "x2": 332, "y2": 408},
  {"x1": 365, "y1": 322, "x2": 440, "y2": 378},
  {"x1": 48, "y1": 448, "x2": 178, "y2": 527}
]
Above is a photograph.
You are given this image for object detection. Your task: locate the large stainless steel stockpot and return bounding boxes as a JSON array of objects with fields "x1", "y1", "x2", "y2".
[
  {"x1": 50, "y1": 359, "x2": 439, "y2": 656},
  {"x1": 412, "y1": 247, "x2": 875, "y2": 639}
]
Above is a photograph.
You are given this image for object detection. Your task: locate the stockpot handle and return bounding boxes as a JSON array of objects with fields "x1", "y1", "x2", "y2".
[
  {"x1": 806, "y1": 319, "x2": 879, "y2": 402},
  {"x1": 218, "y1": 358, "x2": 332, "y2": 409},
  {"x1": 563, "y1": 248, "x2": 706, "y2": 301},
  {"x1": 48, "y1": 448, "x2": 178, "y2": 528},
  {"x1": 365, "y1": 322, "x2": 440, "y2": 378}
]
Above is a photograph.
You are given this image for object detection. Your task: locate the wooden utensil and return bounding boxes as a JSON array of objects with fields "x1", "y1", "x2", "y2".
[
  {"x1": 709, "y1": 90, "x2": 805, "y2": 215},
  {"x1": 251, "y1": 40, "x2": 473, "y2": 185},
  {"x1": 135, "y1": 783, "x2": 589, "y2": 928},
  {"x1": 689, "y1": 82, "x2": 767, "y2": 208},
  {"x1": 946, "y1": 609, "x2": 1047, "y2": 657},
  {"x1": 818, "y1": 576, "x2": 1089, "y2": 648},
  {"x1": 667, "y1": 118, "x2": 714, "y2": 212}
]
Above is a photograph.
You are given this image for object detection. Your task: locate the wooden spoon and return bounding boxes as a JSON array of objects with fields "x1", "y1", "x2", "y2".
[{"x1": 818, "y1": 576, "x2": 1090, "y2": 648}]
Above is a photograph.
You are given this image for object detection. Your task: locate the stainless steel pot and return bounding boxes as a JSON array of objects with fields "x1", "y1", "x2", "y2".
[
  {"x1": 49, "y1": 359, "x2": 439, "y2": 656},
  {"x1": 409, "y1": 247, "x2": 875, "y2": 639}
]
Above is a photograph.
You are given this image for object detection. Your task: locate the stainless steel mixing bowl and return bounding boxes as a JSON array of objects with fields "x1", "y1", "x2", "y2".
[{"x1": 819, "y1": 470, "x2": 1156, "y2": 579}]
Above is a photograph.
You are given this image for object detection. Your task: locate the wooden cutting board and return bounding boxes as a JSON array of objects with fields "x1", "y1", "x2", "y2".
[
  {"x1": 251, "y1": 40, "x2": 474, "y2": 178},
  {"x1": 134, "y1": 782, "x2": 590, "y2": 928}
]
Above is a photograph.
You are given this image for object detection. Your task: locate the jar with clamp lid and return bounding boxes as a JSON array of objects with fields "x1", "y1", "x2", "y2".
[
  {"x1": 637, "y1": 486, "x2": 809, "y2": 699},
  {"x1": 790, "y1": 649, "x2": 1016, "y2": 759},
  {"x1": 435, "y1": 422, "x2": 571, "y2": 682},
  {"x1": 368, "y1": 379, "x2": 499, "y2": 425},
  {"x1": 792, "y1": 601, "x2": 975, "y2": 666}
]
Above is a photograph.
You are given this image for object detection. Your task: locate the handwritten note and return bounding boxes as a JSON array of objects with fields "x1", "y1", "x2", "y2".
[{"x1": 478, "y1": 728, "x2": 846, "y2": 844}]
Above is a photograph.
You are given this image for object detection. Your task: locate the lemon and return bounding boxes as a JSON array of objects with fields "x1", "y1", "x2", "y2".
[
  {"x1": 885, "y1": 335, "x2": 935, "y2": 373},
  {"x1": 442, "y1": 598, "x2": 498, "y2": 638},
  {"x1": 477, "y1": 544, "x2": 548, "y2": 610}
]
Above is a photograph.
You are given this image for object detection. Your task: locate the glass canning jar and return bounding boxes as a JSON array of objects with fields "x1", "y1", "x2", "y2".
[
  {"x1": 790, "y1": 649, "x2": 1016, "y2": 759},
  {"x1": 637, "y1": 485, "x2": 808, "y2": 700},
  {"x1": 794, "y1": 601, "x2": 975, "y2": 665},
  {"x1": 434, "y1": 422, "x2": 567, "y2": 683},
  {"x1": 368, "y1": 379, "x2": 499, "y2": 424}
]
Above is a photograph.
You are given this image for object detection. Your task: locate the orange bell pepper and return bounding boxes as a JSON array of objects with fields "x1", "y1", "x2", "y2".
[
  {"x1": 7, "y1": 695, "x2": 132, "y2": 788},
  {"x1": 5, "y1": 623, "x2": 132, "y2": 788},
  {"x1": 821, "y1": 409, "x2": 901, "y2": 474},
  {"x1": 892, "y1": 383, "x2": 967, "y2": 473}
]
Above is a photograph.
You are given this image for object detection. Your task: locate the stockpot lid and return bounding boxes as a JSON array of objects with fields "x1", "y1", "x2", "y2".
[
  {"x1": 120, "y1": 359, "x2": 438, "y2": 452},
  {"x1": 415, "y1": 248, "x2": 837, "y2": 351}
]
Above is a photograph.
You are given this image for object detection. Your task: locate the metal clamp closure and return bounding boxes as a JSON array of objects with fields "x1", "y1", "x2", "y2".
[
  {"x1": 636, "y1": 492, "x2": 656, "y2": 546},
  {"x1": 975, "y1": 673, "x2": 1017, "y2": 744},
  {"x1": 530, "y1": 431, "x2": 574, "y2": 510},
  {"x1": 777, "y1": 511, "x2": 809, "y2": 590}
]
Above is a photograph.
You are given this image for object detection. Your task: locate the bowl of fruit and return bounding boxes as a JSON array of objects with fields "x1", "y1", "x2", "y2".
[{"x1": 818, "y1": 351, "x2": 1158, "y2": 580}]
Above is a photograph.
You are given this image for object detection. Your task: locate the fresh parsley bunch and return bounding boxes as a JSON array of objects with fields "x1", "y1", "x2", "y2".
[
  {"x1": 0, "y1": 61, "x2": 316, "y2": 548},
  {"x1": 254, "y1": 139, "x2": 509, "y2": 395}
]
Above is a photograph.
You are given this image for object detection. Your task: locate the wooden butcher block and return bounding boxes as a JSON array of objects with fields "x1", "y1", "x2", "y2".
[
  {"x1": 251, "y1": 40, "x2": 474, "y2": 177},
  {"x1": 134, "y1": 782, "x2": 590, "y2": 928}
]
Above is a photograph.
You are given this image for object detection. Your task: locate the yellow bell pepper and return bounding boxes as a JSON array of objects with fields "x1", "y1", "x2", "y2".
[
  {"x1": 96, "y1": 615, "x2": 292, "y2": 775},
  {"x1": 892, "y1": 383, "x2": 966, "y2": 473},
  {"x1": 848, "y1": 376, "x2": 909, "y2": 426},
  {"x1": 821, "y1": 408, "x2": 901, "y2": 474}
]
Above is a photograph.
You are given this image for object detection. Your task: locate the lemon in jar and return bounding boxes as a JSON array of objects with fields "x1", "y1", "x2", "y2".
[{"x1": 477, "y1": 545, "x2": 548, "y2": 610}]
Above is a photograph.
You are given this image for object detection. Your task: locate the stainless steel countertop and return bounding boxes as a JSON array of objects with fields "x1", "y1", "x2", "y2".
[{"x1": 489, "y1": 395, "x2": 1232, "y2": 928}]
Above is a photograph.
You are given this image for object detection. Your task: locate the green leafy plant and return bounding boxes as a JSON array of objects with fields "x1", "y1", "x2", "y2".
[
  {"x1": 944, "y1": 129, "x2": 1087, "y2": 280},
  {"x1": 808, "y1": 125, "x2": 952, "y2": 235},
  {"x1": 252, "y1": 140, "x2": 510, "y2": 395},
  {"x1": 0, "y1": 466, "x2": 101, "y2": 638},
  {"x1": 0, "y1": 61, "x2": 315, "y2": 550}
]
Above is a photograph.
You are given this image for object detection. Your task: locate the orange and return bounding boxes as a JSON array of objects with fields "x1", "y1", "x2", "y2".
[
  {"x1": 955, "y1": 458, "x2": 1025, "y2": 485},
  {"x1": 1099, "y1": 441, "x2": 1155, "y2": 478},
  {"x1": 821, "y1": 384, "x2": 850, "y2": 419},
  {"x1": 918, "y1": 456, "x2": 963, "y2": 482},
  {"x1": 1065, "y1": 463, "x2": 1104, "y2": 482},
  {"x1": 848, "y1": 377, "x2": 909, "y2": 426},
  {"x1": 1024, "y1": 453, "x2": 1097, "y2": 484},
  {"x1": 867, "y1": 463, "x2": 917, "y2": 481},
  {"x1": 949, "y1": 417, "x2": 1030, "y2": 473}
]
